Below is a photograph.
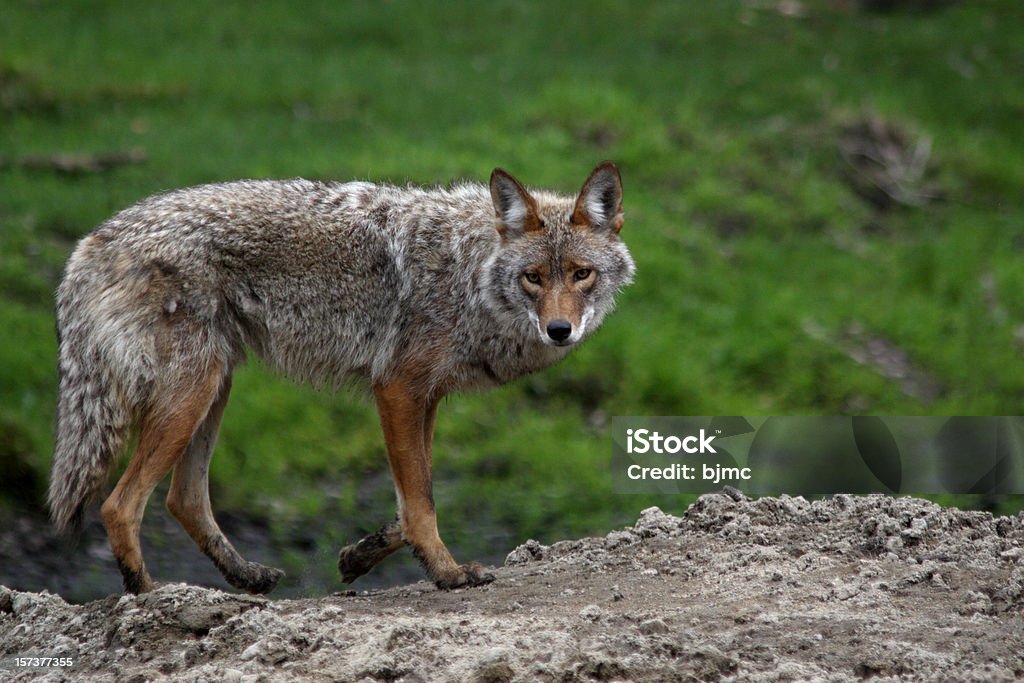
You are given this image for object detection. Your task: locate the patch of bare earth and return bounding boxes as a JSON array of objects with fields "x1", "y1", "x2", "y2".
[{"x1": 3, "y1": 493, "x2": 1022, "y2": 682}]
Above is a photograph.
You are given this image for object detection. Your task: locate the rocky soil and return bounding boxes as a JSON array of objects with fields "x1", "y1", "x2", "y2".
[{"x1": 3, "y1": 492, "x2": 1023, "y2": 682}]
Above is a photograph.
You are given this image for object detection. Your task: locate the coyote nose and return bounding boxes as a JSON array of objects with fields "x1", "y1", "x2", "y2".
[{"x1": 546, "y1": 319, "x2": 573, "y2": 342}]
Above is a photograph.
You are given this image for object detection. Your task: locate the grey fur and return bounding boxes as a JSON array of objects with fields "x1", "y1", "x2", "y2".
[{"x1": 49, "y1": 168, "x2": 635, "y2": 537}]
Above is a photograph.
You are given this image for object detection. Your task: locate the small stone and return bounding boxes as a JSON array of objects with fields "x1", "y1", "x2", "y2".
[
  {"x1": 639, "y1": 618, "x2": 670, "y2": 635},
  {"x1": 239, "y1": 641, "x2": 262, "y2": 661}
]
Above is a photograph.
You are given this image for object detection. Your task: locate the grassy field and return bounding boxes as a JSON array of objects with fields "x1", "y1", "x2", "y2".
[{"x1": 2, "y1": 0, "x2": 1023, "y2": 580}]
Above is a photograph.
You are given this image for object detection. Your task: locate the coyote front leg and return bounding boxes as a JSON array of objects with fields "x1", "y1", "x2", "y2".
[
  {"x1": 338, "y1": 396, "x2": 443, "y2": 583},
  {"x1": 370, "y1": 379, "x2": 494, "y2": 589}
]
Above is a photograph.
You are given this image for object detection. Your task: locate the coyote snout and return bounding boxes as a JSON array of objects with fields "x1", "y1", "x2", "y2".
[
  {"x1": 546, "y1": 319, "x2": 573, "y2": 343},
  {"x1": 50, "y1": 161, "x2": 634, "y2": 595},
  {"x1": 523, "y1": 267, "x2": 598, "y2": 347}
]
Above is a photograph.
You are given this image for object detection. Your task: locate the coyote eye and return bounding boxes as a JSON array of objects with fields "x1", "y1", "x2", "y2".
[
  {"x1": 523, "y1": 271, "x2": 542, "y2": 285},
  {"x1": 573, "y1": 268, "x2": 593, "y2": 282}
]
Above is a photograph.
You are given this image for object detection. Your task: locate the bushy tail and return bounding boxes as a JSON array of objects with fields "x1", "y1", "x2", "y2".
[{"x1": 49, "y1": 274, "x2": 140, "y2": 533}]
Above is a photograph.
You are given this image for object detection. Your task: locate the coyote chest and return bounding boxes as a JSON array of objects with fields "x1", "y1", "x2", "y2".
[{"x1": 50, "y1": 163, "x2": 634, "y2": 595}]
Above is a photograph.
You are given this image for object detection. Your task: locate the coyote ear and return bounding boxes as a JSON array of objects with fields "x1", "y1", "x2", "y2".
[
  {"x1": 571, "y1": 161, "x2": 624, "y2": 234},
  {"x1": 490, "y1": 168, "x2": 543, "y2": 238}
]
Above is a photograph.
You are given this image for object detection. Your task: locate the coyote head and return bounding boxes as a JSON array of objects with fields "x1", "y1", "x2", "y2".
[{"x1": 488, "y1": 162, "x2": 635, "y2": 347}]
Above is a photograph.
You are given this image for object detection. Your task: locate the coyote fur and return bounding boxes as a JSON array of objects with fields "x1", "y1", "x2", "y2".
[{"x1": 49, "y1": 161, "x2": 635, "y2": 594}]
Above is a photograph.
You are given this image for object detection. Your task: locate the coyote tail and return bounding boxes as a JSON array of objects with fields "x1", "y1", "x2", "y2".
[{"x1": 48, "y1": 264, "x2": 144, "y2": 534}]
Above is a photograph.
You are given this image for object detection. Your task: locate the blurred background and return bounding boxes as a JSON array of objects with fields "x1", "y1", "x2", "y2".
[{"x1": 1, "y1": 0, "x2": 1021, "y2": 601}]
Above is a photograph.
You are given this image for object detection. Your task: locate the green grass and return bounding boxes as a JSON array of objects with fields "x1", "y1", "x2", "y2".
[{"x1": 2, "y1": 0, "x2": 1023, "y2": 546}]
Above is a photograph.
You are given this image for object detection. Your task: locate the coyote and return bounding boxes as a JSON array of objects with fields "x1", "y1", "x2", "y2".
[{"x1": 49, "y1": 162, "x2": 635, "y2": 594}]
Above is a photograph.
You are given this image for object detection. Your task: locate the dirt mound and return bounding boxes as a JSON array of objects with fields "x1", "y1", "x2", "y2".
[{"x1": 3, "y1": 493, "x2": 1023, "y2": 681}]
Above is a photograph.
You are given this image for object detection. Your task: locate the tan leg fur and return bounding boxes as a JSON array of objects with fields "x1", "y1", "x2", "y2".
[
  {"x1": 100, "y1": 365, "x2": 223, "y2": 594},
  {"x1": 166, "y1": 376, "x2": 284, "y2": 594},
  {"x1": 369, "y1": 380, "x2": 494, "y2": 589}
]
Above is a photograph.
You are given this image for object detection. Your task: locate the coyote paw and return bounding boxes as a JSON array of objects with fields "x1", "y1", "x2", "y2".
[
  {"x1": 226, "y1": 562, "x2": 285, "y2": 594},
  {"x1": 123, "y1": 570, "x2": 155, "y2": 595},
  {"x1": 433, "y1": 562, "x2": 496, "y2": 590},
  {"x1": 337, "y1": 545, "x2": 373, "y2": 584},
  {"x1": 337, "y1": 519, "x2": 405, "y2": 584}
]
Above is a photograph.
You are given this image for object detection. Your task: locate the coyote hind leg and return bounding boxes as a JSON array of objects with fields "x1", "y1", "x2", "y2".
[
  {"x1": 166, "y1": 375, "x2": 284, "y2": 594},
  {"x1": 100, "y1": 366, "x2": 223, "y2": 594}
]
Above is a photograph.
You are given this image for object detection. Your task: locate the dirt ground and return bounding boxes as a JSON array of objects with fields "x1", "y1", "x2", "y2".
[{"x1": 2, "y1": 492, "x2": 1022, "y2": 682}]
